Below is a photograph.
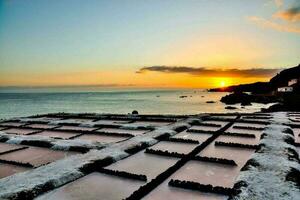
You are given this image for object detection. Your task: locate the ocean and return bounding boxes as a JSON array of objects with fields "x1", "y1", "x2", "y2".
[{"x1": 0, "y1": 88, "x2": 274, "y2": 119}]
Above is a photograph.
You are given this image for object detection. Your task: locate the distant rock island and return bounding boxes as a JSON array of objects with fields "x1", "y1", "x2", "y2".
[{"x1": 209, "y1": 64, "x2": 300, "y2": 111}]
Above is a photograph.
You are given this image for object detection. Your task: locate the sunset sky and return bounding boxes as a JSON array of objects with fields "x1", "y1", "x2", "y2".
[{"x1": 0, "y1": 0, "x2": 300, "y2": 88}]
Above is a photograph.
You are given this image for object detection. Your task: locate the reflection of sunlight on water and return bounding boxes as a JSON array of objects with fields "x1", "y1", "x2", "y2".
[{"x1": 0, "y1": 90, "x2": 273, "y2": 119}]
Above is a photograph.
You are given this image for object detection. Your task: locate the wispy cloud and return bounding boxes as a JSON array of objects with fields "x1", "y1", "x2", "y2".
[
  {"x1": 137, "y1": 66, "x2": 281, "y2": 77},
  {"x1": 274, "y1": 6, "x2": 300, "y2": 22},
  {"x1": 248, "y1": 16, "x2": 300, "y2": 34}
]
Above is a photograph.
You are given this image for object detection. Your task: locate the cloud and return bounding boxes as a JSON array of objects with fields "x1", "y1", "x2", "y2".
[
  {"x1": 274, "y1": 0, "x2": 284, "y2": 7},
  {"x1": 248, "y1": 16, "x2": 300, "y2": 34},
  {"x1": 137, "y1": 66, "x2": 281, "y2": 77},
  {"x1": 274, "y1": 6, "x2": 300, "y2": 22}
]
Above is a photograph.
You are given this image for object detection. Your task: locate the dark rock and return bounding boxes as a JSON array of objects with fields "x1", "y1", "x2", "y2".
[
  {"x1": 221, "y1": 92, "x2": 277, "y2": 105},
  {"x1": 132, "y1": 110, "x2": 139, "y2": 115},
  {"x1": 241, "y1": 101, "x2": 252, "y2": 106},
  {"x1": 225, "y1": 106, "x2": 237, "y2": 110},
  {"x1": 179, "y1": 95, "x2": 188, "y2": 98},
  {"x1": 206, "y1": 101, "x2": 215, "y2": 103}
]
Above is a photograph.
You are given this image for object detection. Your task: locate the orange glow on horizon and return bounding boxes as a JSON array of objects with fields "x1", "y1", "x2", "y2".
[{"x1": 0, "y1": 69, "x2": 271, "y2": 89}]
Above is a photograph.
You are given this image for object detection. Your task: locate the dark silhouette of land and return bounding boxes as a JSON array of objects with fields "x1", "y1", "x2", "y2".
[{"x1": 209, "y1": 64, "x2": 300, "y2": 111}]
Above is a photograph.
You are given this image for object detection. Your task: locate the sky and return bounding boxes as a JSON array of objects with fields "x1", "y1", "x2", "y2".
[{"x1": 0, "y1": 0, "x2": 300, "y2": 89}]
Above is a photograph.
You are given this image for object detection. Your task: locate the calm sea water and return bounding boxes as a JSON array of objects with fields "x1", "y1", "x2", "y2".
[{"x1": 0, "y1": 88, "x2": 273, "y2": 120}]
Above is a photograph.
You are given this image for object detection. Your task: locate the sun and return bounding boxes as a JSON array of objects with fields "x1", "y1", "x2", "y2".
[{"x1": 220, "y1": 80, "x2": 226, "y2": 87}]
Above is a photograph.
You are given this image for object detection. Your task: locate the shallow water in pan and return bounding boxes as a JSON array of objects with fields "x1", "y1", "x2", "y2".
[
  {"x1": 171, "y1": 131, "x2": 212, "y2": 143},
  {"x1": 129, "y1": 121, "x2": 172, "y2": 127},
  {"x1": 200, "y1": 120, "x2": 229, "y2": 127},
  {"x1": 198, "y1": 143, "x2": 255, "y2": 166},
  {"x1": 55, "y1": 126, "x2": 97, "y2": 132},
  {"x1": 106, "y1": 151, "x2": 179, "y2": 180},
  {"x1": 0, "y1": 147, "x2": 77, "y2": 167},
  {"x1": 25, "y1": 123, "x2": 59, "y2": 129},
  {"x1": 94, "y1": 119, "x2": 131, "y2": 125},
  {"x1": 189, "y1": 125, "x2": 220, "y2": 132},
  {"x1": 33, "y1": 130, "x2": 80, "y2": 139},
  {"x1": 0, "y1": 163, "x2": 31, "y2": 179},
  {"x1": 0, "y1": 122, "x2": 26, "y2": 127},
  {"x1": 143, "y1": 177, "x2": 228, "y2": 200},
  {"x1": 75, "y1": 134, "x2": 129, "y2": 143},
  {"x1": 232, "y1": 122, "x2": 266, "y2": 129},
  {"x1": 35, "y1": 172, "x2": 144, "y2": 200},
  {"x1": 2, "y1": 128, "x2": 39, "y2": 135},
  {"x1": 172, "y1": 160, "x2": 240, "y2": 188},
  {"x1": 98, "y1": 128, "x2": 149, "y2": 136},
  {"x1": 225, "y1": 125, "x2": 262, "y2": 137},
  {"x1": 216, "y1": 135, "x2": 260, "y2": 145},
  {"x1": 148, "y1": 141, "x2": 198, "y2": 154},
  {"x1": 0, "y1": 143, "x2": 25, "y2": 154}
]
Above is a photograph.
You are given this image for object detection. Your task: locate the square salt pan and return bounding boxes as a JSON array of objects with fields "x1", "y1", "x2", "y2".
[
  {"x1": 232, "y1": 122, "x2": 266, "y2": 129},
  {"x1": 171, "y1": 160, "x2": 239, "y2": 188},
  {"x1": 33, "y1": 130, "x2": 80, "y2": 139},
  {"x1": 25, "y1": 124, "x2": 59, "y2": 129},
  {"x1": 216, "y1": 135, "x2": 260, "y2": 145},
  {"x1": 75, "y1": 134, "x2": 129, "y2": 144},
  {"x1": 200, "y1": 120, "x2": 229, "y2": 127},
  {"x1": 171, "y1": 131, "x2": 212, "y2": 143},
  {"x1": 35, "y1": 172, "x2": 144, "y2": 200},
  {"x1": 2, "y1": 128, "x2": 40, "y2": 135},
  {"x1": 143, "y1": 177, "x2": 228, "y2": 200},
  {"x1": 148, "y1": 141, "x2": 197, "y2": 155},
  {"x1": 198, "y1": 143, "x2": 255, "y2": 166},
  {"x1": 55, "y1": 126, "x2": 97, "y2": 132},
  {"x1": 189, "y1": 125, "x2": 220, "y2": 132},
  {"x1": 129, "y1": 121, "x2": 172, "y2": 127},
  {"x1": 0, "y1": 143, "x2": 26, "y2": 154},
  {"x1": 0, "y1": 147, "x2": 78, "y2": 167},
  {"x1": 0, "y1": 122, "x2": 26, "y2": 127},
  {"x1": 93, "y1": 119, "x2": 131, "y2": 125},
  {"x1": 98, "y1": 128, "x2": 149, "y2": 136},
  {"x1": 0, "y1": 163, "x2": 31, "y2": 179},
  {"x1": 106, "y1": 151, "x2": 179, "y2": 180}
]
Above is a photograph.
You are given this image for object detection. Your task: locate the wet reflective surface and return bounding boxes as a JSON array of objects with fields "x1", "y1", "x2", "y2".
[
  {"x1": 25, "y1": 124, "x2": 58, "y2": 129},
  {"x1": 172, "y1": 160, "x2": 239, "y2": 188},
  {"x1": 106, "y1": 151, "x2": 179, "y2": 180},
  {"x1": 33, "y1": 130, "x2": 80, "y2": 139},
  {"x1": 0, "y1": 122, "x2": 25, "y2": 127},
  {"x1": 232, "y1": 122, "x2": 266, "y2": 129},
  {"x1": 0, "y1": 163, "x2": 30, "y2": 179},
  {"x1": 94, "y1": 119, "x2": 130, "y2": 125},
  {"x1": 148, "y1": 141, "x2": 197, "y2": 154},
  {"x1": 198, "y1": 143, "x2": 255, "y2": 166},
  {"x1": 143, "y1": 178, "x2": 228, "y2": 200},
  {"x1": 129, "y1": 121, "x2": 171, "y2": 127},
  {"x1": 172, "y1": 131, "x2": 212, "y2": 143},
  {"x1": 225, "y1": 125, "x2": 262, "y2": 137},
  {"x1": 201, "y1": 120, "x2": 229, "y2": 127},
  {"x1": 98, "y1": 128, "x2": 148, "y2": 136},
  {"x1": 0, "y1": 147, "x2": 77, "y2": 167},
  {"x1": 190, "y1": 125, "x2": 220, "y2": 132},
  {"x1": 35, "y1": 172, "x2": 144, "y2": 200},
  {"x1": 0, "y1": 143, "x2": 25, "y2": 154},
  {"x1": 55, "y1": 126, "x2": 97, "y2": 132},
  {"x1": 75, "y1": 134, "x2": 129, "y2": 143},
  {"x1": 216, "y1": 135, "x2": 260, "y2": 145},
  {"x1": 2, "y1": 128, "x2": 39, "y2": 135}
]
